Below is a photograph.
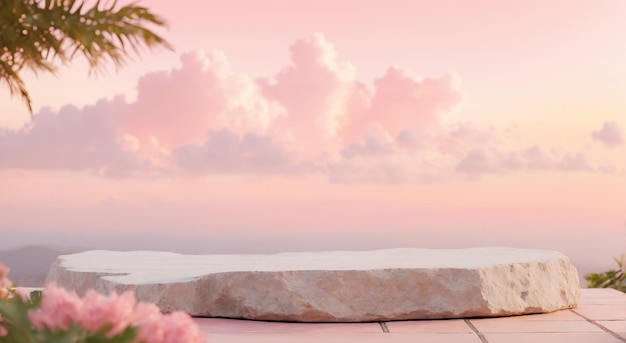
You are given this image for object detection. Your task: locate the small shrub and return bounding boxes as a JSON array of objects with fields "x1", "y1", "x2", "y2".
[{"x1": 585, "y1": 255, "x2": 626, "y2": 292}]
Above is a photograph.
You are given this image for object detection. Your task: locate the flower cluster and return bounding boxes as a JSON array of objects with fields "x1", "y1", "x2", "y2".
[
  {"x1": 0, "y1": 263, "x2": 206, "y2": 343},
  {"x1": 0, "y1": 264, "x2": 11, "y2": 299}
]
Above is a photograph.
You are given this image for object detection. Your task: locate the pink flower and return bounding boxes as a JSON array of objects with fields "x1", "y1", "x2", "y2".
[
  {"x1": 130, "y1": 305, "x2": 206, "y2": 343},
  {"x1": 161, "y1": 312, "x2": 206, "y2": 343},
  {"x1": 0, "y1": 263, "x2": 9, "y2": 280},
  {"x1": 0, "y1": 317, "x2": 7, "y2": 337},
  {"x1": 0, "y1": 263, "x2": 12, "y2": 299},
  {"x1": 24, "y1": 283, "x2": 206, "y2": 343},
  {"x1": 1, "y1": 263, "x2": 14, "y2": 338},
  {"x1": 132, "y1": 303, "x2": 165, "y2": 343},
  {"x1": 80, "y1": 289, "x2": 137, "y2": 337},
  {"x1": 28, "y1": 283, "x2": 83, "y2": 331}
]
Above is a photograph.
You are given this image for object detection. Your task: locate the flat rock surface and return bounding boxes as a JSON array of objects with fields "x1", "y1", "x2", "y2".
[{"x1": 46, "y1": 247, "x2": 580, "y2": 322}]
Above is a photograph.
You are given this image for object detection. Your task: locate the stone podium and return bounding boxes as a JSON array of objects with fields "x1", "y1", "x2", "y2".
[{"x1": 46, "y1": 247, "x2": 580, "y2": 322}]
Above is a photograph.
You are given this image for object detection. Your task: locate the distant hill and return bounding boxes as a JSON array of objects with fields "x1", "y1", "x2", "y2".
[{"x1": 0, "y1": 245, "x2": 82, "y2": 287}]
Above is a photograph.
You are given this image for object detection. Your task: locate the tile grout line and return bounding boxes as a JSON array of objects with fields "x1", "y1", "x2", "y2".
[
  {"x1": 570, "y1": 309, "x2": 626, "y2": 342},
  {"x1": 464, "y1": 319, "x2": 489, "y2": 343},
  {"x1": 379, "y1": 322, "x2": 390, "y2": 333}
]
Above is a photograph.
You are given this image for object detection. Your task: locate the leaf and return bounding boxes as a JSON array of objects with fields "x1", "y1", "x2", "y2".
[
  {"x1": 0, "y1": 294, "x2": 40, "y2": 343},
  {"x1": 0, "y1": 0, "x2": 173, "y2": 115},
  {"x1": 83, "y1": 326, "x2": 138, "y2": 343},
  {"x1": 586, "y1": 256, "x2": 626, "y2": 292},
  {"x1": 39, "y1": 324, "x2": 85, "y2": 343}
]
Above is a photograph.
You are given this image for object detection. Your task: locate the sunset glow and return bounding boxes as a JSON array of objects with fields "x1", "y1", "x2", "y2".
[{"x1": 1, "y1": 0, "x2": 625, "y2": 277}]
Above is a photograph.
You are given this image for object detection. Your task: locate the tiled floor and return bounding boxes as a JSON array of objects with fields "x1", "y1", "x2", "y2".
[{"x1": 194, "y1": 288, "x2": 626, "y2": 342}]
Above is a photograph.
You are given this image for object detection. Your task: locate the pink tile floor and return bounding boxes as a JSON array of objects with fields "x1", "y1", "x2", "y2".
[{"x1": 194, "y1": 289, "x2": 626, "y2": 343}]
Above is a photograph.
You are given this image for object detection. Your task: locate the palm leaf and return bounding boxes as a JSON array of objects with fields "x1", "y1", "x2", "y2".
[{"x1": 0, "y1": 0, "x2": 173, "y2": 114}]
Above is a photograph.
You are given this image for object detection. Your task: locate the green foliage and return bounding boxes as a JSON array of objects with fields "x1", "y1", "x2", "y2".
[
  {"x1": 585, "y1": 255, "x2": 626, "y2": 292},
  {"x1": 0, "y1": 290, "x2": 42, "y2": 343},
  {"x1": 0, "y1": 0, "x2": 173, "y2": 114}
]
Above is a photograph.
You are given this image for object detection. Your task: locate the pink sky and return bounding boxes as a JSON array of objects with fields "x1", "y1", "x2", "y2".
[{"x1": 1, "y1": 0, "x2": 625, "y2": 276}]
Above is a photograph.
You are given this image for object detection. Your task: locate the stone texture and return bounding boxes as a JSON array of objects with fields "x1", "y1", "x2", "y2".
[{"x1": 46, "y1": 247, "x2": 580, "y2": 322}]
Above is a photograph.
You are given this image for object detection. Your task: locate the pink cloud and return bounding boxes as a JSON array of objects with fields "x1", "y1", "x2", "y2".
[
  {"x1": 437, "y1": 122, "x2": 497, "y2": 156},
  {"x1": 125, "y1": 51, "x2": 285, "y2": 149},
  {"x1": 0, "y1": 50, "x2": 290, "y2": 176},
  {"x1": 341, "y1": 124, "x2": 395, "y2": 159},
  {"x1": 172, "y1": 129, "x2": 304, "y2": 174},
  {"x1": 0, "y1": 34, "x2": 615, "y2": 183},
  {"x1": 0, "y1": 98, "x2": 143, "y2": 176},
  {"x1": 557, "y1": 152, "x2": 591, "y2": 171},
  {"x1": 455, "y1": 149, "x2": 494, "y2": 176},
  {"x1": 339, "y1": 68, "x2": 462, "y2": 150},
  {"x1": 258, "y1": 33, "x2": 370, "y2": 156},
  {"x1": 257, "y1": 33, "x2": 463, "y2": 156},
  {"x1": 592, "y1": 121, "x2": 624, "y2": 147},
  {"x1": 367, "y1": 68, "x2": 462, "y2": 135},
  {"x1": 395, "y1": 129, "x2": 427, "y2": 150},
  {"x1": 455, "y1": 145, "x2": 592, "y2": 177},
  {"x1": 518, "y1": 145, "x2": 553, "y2": 170}
]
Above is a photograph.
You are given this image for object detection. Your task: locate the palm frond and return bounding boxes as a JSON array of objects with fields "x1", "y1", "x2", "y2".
[
  {"x1": 0, "y1": 0, "x2": 173, "y2": 114},
  {"x1": 0, "y1": 58, "x2": 33, "y2": 115}
]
